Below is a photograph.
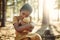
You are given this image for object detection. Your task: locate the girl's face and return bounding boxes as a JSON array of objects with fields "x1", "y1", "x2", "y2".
[{"x1": 20, "y1": 10, "x2": 30, "y2": 18}]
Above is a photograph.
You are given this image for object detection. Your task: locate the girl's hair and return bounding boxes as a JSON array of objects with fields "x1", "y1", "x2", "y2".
[{"x1": 20, "y1": 3, "x2": 32, "y2": 13}]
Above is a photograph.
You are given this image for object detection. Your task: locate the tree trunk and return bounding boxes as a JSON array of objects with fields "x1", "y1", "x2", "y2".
[
  {"x1": 0, "y1": 0, "x2": 6, "y2": 27},
  {"x1": 37, "y1": 0, "x2": 50, "y2": 35}
]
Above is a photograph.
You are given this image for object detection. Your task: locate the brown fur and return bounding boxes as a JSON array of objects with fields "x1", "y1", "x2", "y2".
[{"x1": 20, "y1": 33, "x2": 42, "y2": 40}]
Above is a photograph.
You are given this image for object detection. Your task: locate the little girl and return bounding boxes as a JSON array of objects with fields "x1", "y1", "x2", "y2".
[
  {"x1": 13, "y1": 3, "x2": 42, "y2": 40},
  {"x1": 13, "y1": 3, "x2": 34, "y2": 40}
]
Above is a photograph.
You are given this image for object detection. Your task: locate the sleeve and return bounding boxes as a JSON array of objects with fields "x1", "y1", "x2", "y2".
[{"x1": 13, "y1": 16, "x2": 19, "y2": 24}]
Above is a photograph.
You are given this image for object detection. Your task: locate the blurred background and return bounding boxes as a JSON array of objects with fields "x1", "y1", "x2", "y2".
[{"x1": 0, "y1": 0, "x2": 60, "y2": 40}]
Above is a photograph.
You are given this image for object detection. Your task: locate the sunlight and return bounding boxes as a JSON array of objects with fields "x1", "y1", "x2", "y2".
[
  {"x1": 30, "y1": 0, "x2": 58, "y2": 23},
  {"x1": 43, "y1": 0, "x2": 58, "y2": 21},
  {"x1": 45, "y1": 0, "x2": 59, "y2": 21},
  {"x1": 48, "y1": 0, "x2": 58, "y2": 21},
  {"x1": 37, "y1": 0, "x2": 58, "y2": 23}
]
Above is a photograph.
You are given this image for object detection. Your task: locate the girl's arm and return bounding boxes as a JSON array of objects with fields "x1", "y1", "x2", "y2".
[{"x1": 13, "y1": 16, "x2": 34, "y2": 33}]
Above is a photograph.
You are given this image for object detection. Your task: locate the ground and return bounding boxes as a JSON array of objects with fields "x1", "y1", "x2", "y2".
[{"x1": 0, "y1": 22, "x2": 60, "y2": 40}]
